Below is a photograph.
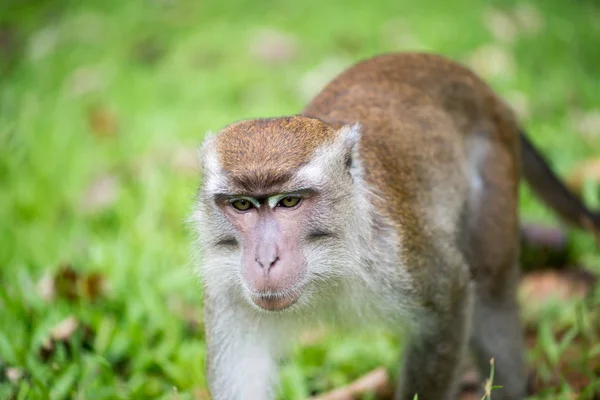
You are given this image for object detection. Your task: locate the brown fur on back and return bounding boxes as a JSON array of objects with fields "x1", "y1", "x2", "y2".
[{"x1": 302, "y1": 53, "x2": 521, "y2": 281}]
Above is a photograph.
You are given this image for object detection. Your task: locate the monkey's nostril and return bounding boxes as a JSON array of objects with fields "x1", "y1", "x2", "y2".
[{"x1": 268, "y1": 257, "x2": 280, "y2": 271}]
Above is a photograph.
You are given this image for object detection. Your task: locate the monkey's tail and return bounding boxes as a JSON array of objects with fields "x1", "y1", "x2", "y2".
[{"x1": 520, "y1": 131, "x2": 600, "y2": 238}]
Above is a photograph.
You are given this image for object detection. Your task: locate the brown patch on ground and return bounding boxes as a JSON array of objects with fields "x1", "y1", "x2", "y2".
[{"x1": 38, "y1": 264, "x2": 107, "y2": 303}]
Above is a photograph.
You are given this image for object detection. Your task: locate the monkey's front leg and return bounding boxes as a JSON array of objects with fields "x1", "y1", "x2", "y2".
[
  {"x1": 395, "y1": 272, "x2": 473, "y2": 400},
  {"x1": 204, "y1": 296, "x2": 282, "y2": 400}
]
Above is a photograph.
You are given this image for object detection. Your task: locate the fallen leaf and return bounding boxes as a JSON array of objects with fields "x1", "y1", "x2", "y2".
[
  {"x1": 38, "y1": 316, "x2": 95, "y2": 362},
  {"x1": 38, "y1": 264, "x2": 107, "y2": 303},
  {"x1": 310, "y1": 367, "x2": 392, "y2": 400},
  {"x1": 38, "y1": 337, "x2": 54, "y2": 361},
  {"x1": 37, "y1": 272, "x2": 56, "y2": 302},
  {"x1": 87, "y1": 105, "x2": 119, "y2": 138},
  {"x1": 5, "y1": 367, "x2": 23, "y2": 383},
  {"x1": 51, "y1": 316, "x2": 79, "y2": 341},
  {"x1": 249, "y1": 28, "x2": 298, "y2": 64},
  {"x1": 519, "y1": 269, "x2": 596, "y2": 306},
  {"x1": 55, "y1": 265, "x2": 79, "y2": 301},
  {"x1": 81, "y1": 272, "x2": 105, "y2": 300},
  {"x1": 79, "y1": 173, "x2": 120, "y2": 214}
]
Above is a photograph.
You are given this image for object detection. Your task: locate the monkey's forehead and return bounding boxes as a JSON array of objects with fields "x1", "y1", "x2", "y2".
[{"x1": 215, "y1": 115, "x2": 337, "y2": 175}]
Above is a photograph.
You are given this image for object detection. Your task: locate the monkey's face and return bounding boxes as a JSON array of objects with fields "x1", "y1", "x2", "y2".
[
  {"x1": 214, "y1": 192, "x2": 323, "y2": 311},
  {"x1": 195, "y1": 117, "x2": 366, "y2": 313}
]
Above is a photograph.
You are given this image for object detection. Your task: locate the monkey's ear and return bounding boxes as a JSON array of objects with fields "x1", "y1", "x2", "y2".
[
  {"x1": 198, "y1": 132, "x2": 218, "y2": 174},
  {"x1": 198, "y1": 132, "x2": 230, "y2": 194},
  {"x1": 336, "y1": 123, "x2": 362, "y2": 171}
]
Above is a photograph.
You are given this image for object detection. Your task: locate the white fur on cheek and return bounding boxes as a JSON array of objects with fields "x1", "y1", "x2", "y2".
[{"x1": 192, "y1": 134, "x2": 242, "y2": 297}]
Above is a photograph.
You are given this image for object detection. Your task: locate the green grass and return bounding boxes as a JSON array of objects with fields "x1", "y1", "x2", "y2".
[{"x1": 1, "y1": 0, "x2": 599, "y2": 398}]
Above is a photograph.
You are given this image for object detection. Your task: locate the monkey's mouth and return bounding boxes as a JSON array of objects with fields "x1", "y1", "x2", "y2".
[{"x1": 249, "y1": 287, "x2": 304, "y2": 312}]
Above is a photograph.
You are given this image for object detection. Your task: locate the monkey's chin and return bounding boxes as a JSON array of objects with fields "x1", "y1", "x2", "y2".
[{"x1": 251, "y1": 292, "x2": 301, "y2": 312}]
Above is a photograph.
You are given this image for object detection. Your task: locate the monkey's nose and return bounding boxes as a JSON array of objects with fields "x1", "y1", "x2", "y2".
[{"x1": 255, "y1": 255, "x2": 279, "y2": 272}]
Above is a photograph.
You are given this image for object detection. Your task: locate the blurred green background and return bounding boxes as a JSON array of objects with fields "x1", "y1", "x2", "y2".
[{"x1": 1, "y1": 0, "x2": 599, "y2": 398}]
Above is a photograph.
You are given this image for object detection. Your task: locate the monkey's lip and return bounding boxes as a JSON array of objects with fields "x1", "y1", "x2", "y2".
[{"x1": 250, "y1": 290, "x2": 303, "y2": 312}]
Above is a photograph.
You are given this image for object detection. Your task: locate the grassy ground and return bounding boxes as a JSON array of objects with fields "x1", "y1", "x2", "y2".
[{"x1": 1, "y1": 0, "x2": 599, "y2": 398}]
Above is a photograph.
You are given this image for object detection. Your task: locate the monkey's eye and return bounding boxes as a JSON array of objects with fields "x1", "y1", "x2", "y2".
[
  {"x1": 231, "y1": 198, "x2": 253, "y2": 211},
  {"x1": 278, "y1": 196, "x2": 301, "y2": 208}
]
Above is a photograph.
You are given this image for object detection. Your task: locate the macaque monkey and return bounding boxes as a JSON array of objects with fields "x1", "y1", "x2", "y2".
[{"x1": 192, "y1": 53, "x2": 600, "y2": 400}]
